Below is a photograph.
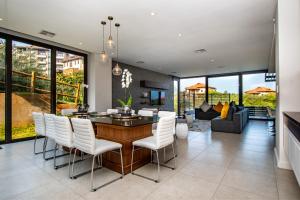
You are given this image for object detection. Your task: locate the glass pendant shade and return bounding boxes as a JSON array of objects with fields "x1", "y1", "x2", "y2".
[
  {"x1": 107, "y1": 35, "x2": 115, "y2": 49},
  {"x1": 100, "y1": 51, "x2": 107, "y2": 62},
  {"x1": 112, "y1": 63, "x2": 122, "y2": 76}
]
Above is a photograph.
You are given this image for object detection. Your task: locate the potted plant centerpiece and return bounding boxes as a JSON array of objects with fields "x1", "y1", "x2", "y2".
[{"x1": 117, "y1": 69, "x2": 133, "y2": 115}]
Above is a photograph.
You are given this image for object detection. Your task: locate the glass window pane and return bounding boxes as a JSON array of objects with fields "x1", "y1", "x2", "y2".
[
  {"x1": 0, "y1": 38, "x2": 5, "y2": 142},
  {"x1": 56, "y1": 52, "x2": 84, "y2": 114},
  {"x1": 243, "y1": 73, "x2": 276, "y2": 118},
  {"x1": 208, "y1": 76, "x2": 239, "y2": 105},
  {"x1": 12, "y1": 41, "x2": 51, "y2": 140},
  {"x1": 173, "y1": 80, "x2": 178, "y2": 114},
  {"x1": 180, "y1": 77, "x2": 206, "y2": 115}
]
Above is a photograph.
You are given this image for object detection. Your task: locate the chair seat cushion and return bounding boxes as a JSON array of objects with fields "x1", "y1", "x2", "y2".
[
  {"x1": 94, "y1": 139, "x2": 122, "y2": 155},
  {"x1": 133, "y1": 136, "x2": 157, "y2": 150}
]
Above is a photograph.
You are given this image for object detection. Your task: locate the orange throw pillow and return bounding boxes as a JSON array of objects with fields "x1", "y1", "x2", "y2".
[
  {"x1": 220, "y1": 102, "x2": 229, "y2": 119},
  {"x1": 213, "y1": 102, "x2": 223, "y2": 113}
]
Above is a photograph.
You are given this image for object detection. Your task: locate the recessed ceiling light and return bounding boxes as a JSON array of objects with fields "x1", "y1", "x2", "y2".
[
  {"x1": 0, "y1": 18, "x2": 3, "y2": 21},
  {"x1": 194, "y1": 49, "x2": 207, "y2": 53},
  {"x1": 79, "y1": 42, "x2": 83, "y2": 45},
  {"x1": 178, "y1": 33, "x2": 182, "y2": 37},
  {"x1": 210, "y1": 59, "x2": 215, "y2": 62},
  {"x1": 150, "y1": 12, "x2": 156, "y2": 16},
  {"x1": 136, "y1": 61, "x2": 145, "y2": 64}
]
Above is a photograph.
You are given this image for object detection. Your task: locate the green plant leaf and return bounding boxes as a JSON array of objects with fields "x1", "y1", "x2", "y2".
[
  {"x1": 117, "y1": 99, "x2": 126, "y2": 107},
  {"x1": 127, "y1": 95, "x2": 133, "y2": 106}
]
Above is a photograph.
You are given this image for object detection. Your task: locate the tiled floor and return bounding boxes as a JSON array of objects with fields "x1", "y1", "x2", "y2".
[{"x1": 1, "y1": 120, "x2": 300, "y2": 200}]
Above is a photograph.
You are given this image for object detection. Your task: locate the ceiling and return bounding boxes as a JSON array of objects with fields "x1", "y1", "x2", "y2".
[{"x1": 0, "y1": 0, "x2": 276, "y2": 77}]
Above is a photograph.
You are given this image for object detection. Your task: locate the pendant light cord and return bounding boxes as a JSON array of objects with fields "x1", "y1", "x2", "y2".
[
  {"x1": 117, "y1": 26, "x2": 119, "y2": 62},
  {"x1": 102, "y1": 24, "x2": 105, "y2": 51}
]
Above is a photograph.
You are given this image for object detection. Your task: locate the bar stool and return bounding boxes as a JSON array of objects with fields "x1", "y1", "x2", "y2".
[
  {"x1": 131, "y1": 115, "x2": 176, "y2": 183},
  {"x1": 71, "y1": 118, "x2": 124, "y2": 191}
]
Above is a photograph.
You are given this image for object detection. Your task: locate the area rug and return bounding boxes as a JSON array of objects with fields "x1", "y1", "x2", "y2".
[{"x1": 188, "y1": 120, "x2": 211, "y2": 132}]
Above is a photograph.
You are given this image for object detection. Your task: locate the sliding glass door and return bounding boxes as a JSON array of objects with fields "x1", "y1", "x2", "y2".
[
  {"x1": 56, "y1": 51, "x2": 84, "y2": 114},
  {"x1": 0, "y1": 32, "x2": 87, "y2": 144},
  {"x1": 0, "y1": 38, "x2": 5, "y2": 142},
  {"x1": 11, "y1": 41, "x2": 51, "y2": 140},
  {"x1": 180, "y1": 77, "x2": 206, "y2": 115},
  {"x1": 208, "y1": 75, "x2": 239, "y2": 105}
]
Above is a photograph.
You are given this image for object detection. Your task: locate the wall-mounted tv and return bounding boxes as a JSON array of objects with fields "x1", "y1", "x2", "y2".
[
  {"x1": 150, "y1": 90, "x2": 160, "y2": 105},
  {"x1": 150, "y1": 90, "x2": 166, "y2": 105}
]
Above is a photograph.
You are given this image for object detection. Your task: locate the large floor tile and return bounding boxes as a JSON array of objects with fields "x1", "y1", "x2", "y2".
[{"x1": 221, "y1": 169, "x2": 278, "y2": 199}]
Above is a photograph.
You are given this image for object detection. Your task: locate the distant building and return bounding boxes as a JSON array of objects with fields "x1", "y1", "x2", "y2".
[
  {"x1": 245, "y1": 87, "x2": 276, "y2": 95},
  {"x1": 185, "y1": 83, "x2": 216, "y2": 94},
  {"x1": 61, "y1": 55, "x2": 84, "y2": 75},
  {"x1": 13, "y1": 45, "x2": 83, "y2": 76}
]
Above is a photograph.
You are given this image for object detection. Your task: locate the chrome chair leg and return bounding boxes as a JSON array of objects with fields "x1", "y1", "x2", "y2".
[
  {"x1": 90, "y1": 155, "x2": 96, "y2": 192},
  {"x1": 53, "y1": 143, "x2": 58, "y2": 169},
  {"x1": 71, "y1": 148, "x2": 78, "y2": 179},
  {"x1": 171, "y1": 143, "x2": 176, "y2": 169},
  {"x1": 68, "y1": 147, "x2": 73, "y2": 178},
  {"x1": 43, "y1": 137, "x2": 48, "y2": 160},
  {"x1": 156, "y1": 150, "x2": 160, "y2": 183},
  {"x1": 131, "y1": 145, "x2": 135, "y2": 173},
  {"x1": 120, "y1": 148, "x2": 124, "y2": 177},
  {"x1": 34, "y1": 136, "x2": 47, "y2": 155}
]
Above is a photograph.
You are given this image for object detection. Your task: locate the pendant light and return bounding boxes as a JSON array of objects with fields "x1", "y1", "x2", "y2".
[
  {"x1": 100, "y1": 21, "x2": 107, "y2": 62},
  {"x1": 107, "y1": 16, "x2": 114, "y2": 50},
  {"x1": 112, "y1": 23, "x2": 122, "y2": 76}
]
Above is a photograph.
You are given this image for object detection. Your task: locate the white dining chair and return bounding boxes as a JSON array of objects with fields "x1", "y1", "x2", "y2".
[
  {"x1": 61, "y1": 109, "x2": 77, "y2": 116},
  {"x1": 71, "y1": 118, "x2": 124, "y2": 192},
  {"x1": 32, "y1": 112, "x2": 47, "y2": 155},
  {"x1": 43, "y1": 113, "x2": 57, "y2": 160},
  {"x1": 53, "y1": 115, "x2": 75, "y2": 177},
  {"x1": 131, "y1": 115, "x2": 176, "y2": 183},
  {"x1": 138, "y1": 110, "x2": 154, "y2": 117},
  {"x1": 156, "y1": 111, "x2": 177, "y2": 161},
  {"x1": 107, "y1": 109, "x2": 118, "y2": 114}
]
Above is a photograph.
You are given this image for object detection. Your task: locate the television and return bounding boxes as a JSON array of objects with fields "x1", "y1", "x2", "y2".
[
  {"x1": 150, "y1": 90, "x2": 160, "y2": 105},
  {"x1": 160, "y1": 91, "x2": 166, "y2": 105}
]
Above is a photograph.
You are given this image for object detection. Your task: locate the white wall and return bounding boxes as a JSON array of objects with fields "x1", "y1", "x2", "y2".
[
  {"x1": 88, "y1": 53, "x2": 112, "y2": 111},
  {"x1": 275, "y1": 0, "x2": 300, "y2": 169}
]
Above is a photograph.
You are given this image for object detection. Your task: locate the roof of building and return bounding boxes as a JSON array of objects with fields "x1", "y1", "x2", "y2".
[
  {"x1": 185, "y1": 83, "x2": 216, "y2": 90},
  {"x1": 245, "y1": 87, "x2": 276, "y2": 94}
]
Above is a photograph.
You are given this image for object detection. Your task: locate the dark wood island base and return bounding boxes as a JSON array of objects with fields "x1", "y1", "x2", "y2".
[{"x1": 95, "y1": 122, "x2": 152, "y2": 174}]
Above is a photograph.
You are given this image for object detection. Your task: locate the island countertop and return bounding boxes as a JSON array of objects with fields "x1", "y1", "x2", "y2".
[
  {"x1": 90, "y1": 116, "x2": 156, "y2": 127},
  {"x1": 283, "y1": 112, "x2": 300, "y2": 142}
]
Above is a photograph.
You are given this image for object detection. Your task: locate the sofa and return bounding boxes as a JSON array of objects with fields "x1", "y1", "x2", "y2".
[
  {"x1": 195, "y1": 107, "x2": 220, "y2": 120},
  {"x1": 211, "y1": 108, "x2": 249, "y2": 134}
]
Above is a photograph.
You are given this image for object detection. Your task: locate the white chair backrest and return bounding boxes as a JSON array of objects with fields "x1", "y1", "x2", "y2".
[
  {"x1": 32, "y1": 112, "x2": 46, "y2": 136},
  {"x1": 138, "y1": 110, "x2": 154, "y2": 117},
  {"x1": 44, "y1": 113, "x2": 56, "y2": 139},
  {"x1": 54, "y1": 116, "x2": 74, "y2": 147},
  {"x1": 71, "y1": 118, "x2": 96, "y2": 155},
  {"x1": 158, "y1": 111, "x2": 176, "y2": 118},
  {"x1": 156, "y1": 115, "x2": 175, "y2": 148},
  {"x1": 61, "y1": 109, "x2": 77, "y2": 116},
  {"x1": 158, "y1": 111, "x2": 176, "y2": 134},
  {"x1": 107, "y1": 109, "x2": 118, "y2": 114}
]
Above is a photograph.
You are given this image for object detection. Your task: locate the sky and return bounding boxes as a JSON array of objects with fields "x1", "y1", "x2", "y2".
[{"x1": 180, "y1": 73, "x2": 276, "y2": 93}]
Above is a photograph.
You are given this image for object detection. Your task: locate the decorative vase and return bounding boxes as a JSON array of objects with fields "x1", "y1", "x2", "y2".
[{"x1": 123, "y1": 105, "x2": 131, "y2": 115}]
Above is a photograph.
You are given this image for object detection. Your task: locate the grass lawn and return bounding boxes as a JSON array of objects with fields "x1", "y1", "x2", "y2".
[{"x1": 0, "y1": 124, "x2": 36, "y2": 141}]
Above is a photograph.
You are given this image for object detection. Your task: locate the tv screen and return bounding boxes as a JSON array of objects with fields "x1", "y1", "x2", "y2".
[
  {"x1": 150, "y1": 90, "x2": 160, "y2": 105},
  {"x1": 160, "y1": 91, "x2": 166, "y2": 105}
]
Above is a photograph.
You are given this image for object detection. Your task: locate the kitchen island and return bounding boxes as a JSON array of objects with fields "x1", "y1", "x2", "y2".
[{"x1": 90, "y1": 116, "x2": 155, "y2": 174}]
